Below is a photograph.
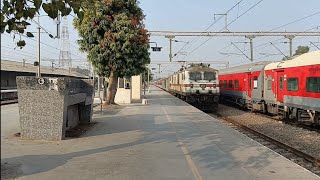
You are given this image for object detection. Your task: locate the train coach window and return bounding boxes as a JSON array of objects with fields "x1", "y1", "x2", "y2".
[
  {"x1": 287, "y1": 78, "x2": 298, "y2": 91},
  {"x1": 204, "y1": 72, "x2": 216, "y2": 81},
  {"x1": 306, "y1": 77, "x2": 320, "y2": 93},
  {"x1": 253, "y1": 76, "x2": 258, "y2": 89},
  {"x1": 228, "y1": 80, "x2": 233, "y2": 88},
  {"x1": 235, "y1": 80, "x2": 239, "y2": 89},
  {"x1": 224, "y1": 80, "x2": 227, "y2": 88},
  {"x1": 219, "y1": 80, "x2": 223, "y2": 87}
]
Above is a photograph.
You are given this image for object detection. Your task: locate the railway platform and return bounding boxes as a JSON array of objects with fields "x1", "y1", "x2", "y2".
[{"x1": 1, "y1": 86, "x2": 319, "y2": 179}]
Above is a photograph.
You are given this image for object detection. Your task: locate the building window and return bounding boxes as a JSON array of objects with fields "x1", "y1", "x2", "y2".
[
  {"x1": 224, "y1": 80, "x2": 227, "y2": 88},
  {"x1": 287, "y1": 78, "x2": 298, "y2": 91},
  {"x1": 234, "y1": 80, "x2": 239, "y2": 89},
  {"x1": 125, "y1": 78, "x2": 131, "y2": 89},
  {"x1": 267, "y1": 79, "x2": 272, "y2": 90},
  {"x1": 253, "y1": 76, "x2": 258, "y2": 89},
  {"x1": 306, "y1": 77, "x2": 320, "y2": 93},
  {"x1": 228, "y1": 80, "x2": 233, "y2": 88},
  {"x1": 280, "y1": 77, "x2": 283, "y2": 90}
]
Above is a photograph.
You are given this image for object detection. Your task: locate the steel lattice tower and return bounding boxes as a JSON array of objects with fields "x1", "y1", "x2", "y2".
[{"x1": 59, "y1": 17, "x2": 71, "y2": 69}]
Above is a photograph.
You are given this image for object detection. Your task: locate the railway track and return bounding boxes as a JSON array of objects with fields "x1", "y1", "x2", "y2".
[
  {"x1": 222, "y1": 101, "x2": 320, "y2": 132},
  {"x1": 1, "y1": 89, "x2": 18, "y2": 106},
  {"x1": 252, "y1": 111, "x2": 320, "y2": 133},
  {"x1": 209, "y1": 112, "x2": 320, "y2": 176},
  {"x1": 1, "y1": 99, "x2": 18, "y2": 105}
]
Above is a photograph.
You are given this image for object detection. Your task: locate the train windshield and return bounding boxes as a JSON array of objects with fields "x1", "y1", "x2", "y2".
[
  {"x1": 204, "y1": 72, "x2": 216, "y2": 81},
  {"x1": 189, "y1": 72, "x2": 202, "y2": 81}
]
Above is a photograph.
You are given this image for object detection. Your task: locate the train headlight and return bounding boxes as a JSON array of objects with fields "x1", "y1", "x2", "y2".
[
  {"x1": 213, "y1": 84, "x2": 216, "y2": 88},
  {"x1": 190, "y1": 84, "x2": 193, "y2": 88},
  {"x1": 200, "y1": 84, "x2": 206, "y2": 88}
]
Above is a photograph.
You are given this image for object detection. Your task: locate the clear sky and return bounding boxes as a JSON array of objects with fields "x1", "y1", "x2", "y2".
[{"x1": 1, "y1": 0, "x2": 320, "y2": 77}]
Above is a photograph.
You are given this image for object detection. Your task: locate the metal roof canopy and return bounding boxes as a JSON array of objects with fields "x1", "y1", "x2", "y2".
[{"x1": 149, "y1": 31, "x2": 320, "y2": 37}]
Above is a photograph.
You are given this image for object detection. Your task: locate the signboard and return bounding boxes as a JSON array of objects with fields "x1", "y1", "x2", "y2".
[{"x1": 151, "y1": 47, "x2": 162, "y2": 52}]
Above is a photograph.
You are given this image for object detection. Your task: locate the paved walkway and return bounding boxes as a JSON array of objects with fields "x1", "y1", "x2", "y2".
[{"x1": 1, "y1": 86, "x2": 319, "y2": 180}]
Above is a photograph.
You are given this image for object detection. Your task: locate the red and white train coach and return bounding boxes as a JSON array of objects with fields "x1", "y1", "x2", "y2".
[{"x1": 219, "y1": 51, "x2": 320, "y2": 125}]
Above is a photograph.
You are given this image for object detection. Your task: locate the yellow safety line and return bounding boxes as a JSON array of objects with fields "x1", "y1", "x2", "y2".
[{"x1": 163, "y1": 107, "x2": 203, "y2": 180}]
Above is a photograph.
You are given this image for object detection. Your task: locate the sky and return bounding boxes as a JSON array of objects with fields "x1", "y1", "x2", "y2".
[{"x1": 1, "y1": 0, "x2": 320, "y2": 77}]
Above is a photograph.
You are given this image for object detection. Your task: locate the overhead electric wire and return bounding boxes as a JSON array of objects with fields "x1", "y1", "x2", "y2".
[
  {"x1": 3, "y1": 34, "x2": 63, "y2": 57},
  {"x1": 184, "y1": 0, "x2": 264, "y2": 59},
  {"x1": 174, "y1": 0, "x2": 244, "y2": 58},
  {"x1": 220, "y1": 25, "x2": 319, "y2": 63},
  {"x1": 268, "y1": 11, "x2": 320, "y2": 32}
]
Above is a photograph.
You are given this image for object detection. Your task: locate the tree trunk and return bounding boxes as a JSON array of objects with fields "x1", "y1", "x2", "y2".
[{"x1": 105, "y1": 71, "x2": 118, "y2": 105}]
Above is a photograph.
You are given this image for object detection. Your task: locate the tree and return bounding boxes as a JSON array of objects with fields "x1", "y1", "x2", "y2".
[
  {"x1": 1, "y1": 0, "x2": 91, "y2": 47},
  {"x1": 74, "y1": 0, "x2": 150, "y2": 105},
  {"x1": 293, "y1": 46, "x2": 310, "y2": 56},
  {"x1": 282, "y1": 45, "x2": 310, "y2": 60}
]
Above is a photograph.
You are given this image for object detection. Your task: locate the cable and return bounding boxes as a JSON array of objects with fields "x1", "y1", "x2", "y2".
[
  {"x1": 9, "y1": 32, "x2": 86, "y2": 60},
  {"x1": 184, "y1": 0, "x2": 264, "y2": 58},
  {"x1": 31, "y1": 19, "x2": 55, "y2": 37},
  {"x1": 174, "y1": 0, "x2": 244, "y2": 58},
  {"x1": 3, "y1": 34, "x2": 62, "y2": 57},
  {"x1": 268, "y1": 11, "x2": 320, "y2": 32},
  {"x1": 0, "y1": 46, "x2": 56, "y2": 60}
]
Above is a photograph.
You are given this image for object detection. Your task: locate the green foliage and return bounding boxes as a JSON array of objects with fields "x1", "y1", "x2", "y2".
[
  {"x1": 1, "y1": 0, "x2": 92, "y2": 47},
  {"x1": 74, "y1": 0, "x2": 150, "y2": 78},
  {"x1": 293, "y1": 46, "x2": 310, "y2": 56}
]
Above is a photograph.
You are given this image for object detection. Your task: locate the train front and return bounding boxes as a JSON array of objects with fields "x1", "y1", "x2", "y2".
[{"x1": 184, "y1": 65, "x2": 220, "y2": 110}]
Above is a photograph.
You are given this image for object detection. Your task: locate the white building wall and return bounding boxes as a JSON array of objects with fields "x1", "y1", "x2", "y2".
[
  {"x1": 132, "y1": 75, "x2": 142, "y2": 100},
  {"x1": 114, "y1": 77, "x2": 132, "y2": 104},
  {"x1": 114, "y1": 88, "x2": 131, "y2": 104}
]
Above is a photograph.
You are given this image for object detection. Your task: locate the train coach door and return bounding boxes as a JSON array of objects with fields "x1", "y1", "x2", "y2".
[
  {"x1": 276, "y1": 71, "x2": 285, "y2": 102},
  {"x1": 246, "y1": 73, "x2": 252, "y2": 98}
]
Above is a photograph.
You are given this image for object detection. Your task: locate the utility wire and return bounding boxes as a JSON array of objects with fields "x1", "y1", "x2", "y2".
[
  {"x1": 174, "y1": 0, "x2": 244, "y2": 58},
  {"x1": 185, "y1": 0, "x2": 264, "y2": 58},
  {"x1": 18, "y1": 33, "x2": 85, "y2": 59},
  {"x1": 268, "y1": 11, "x2": 320, "y2": 32}
]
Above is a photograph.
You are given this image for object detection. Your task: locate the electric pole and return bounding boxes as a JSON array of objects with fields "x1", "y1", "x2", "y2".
[
  {"x1": 245, "y1": 35, "x2": 255, "y2": 61},
  {"x1": 285, "y1": 35, "x2": 295, "y2": 57},
  {"x1": 97, "y1": 75, "x2": 101, "y2": 97},
  {"x1": 147, "y1": 67, "x2": 150, "y2": 93},
  {"x1": 51, "y1": 60, "x2": 55, "y2": 71},
  {"x1": 158, "y1": 64, "x2": 161, "y2": 75},
  {"x1": 23, "y1": 59, "x2": 26, "y2": 67},
  {"x1": 165, "y1": 35, "x2": 175, "y2": 62},
  {"x1": 37, "y1": 16, "x2": 41, "y2": 77}
]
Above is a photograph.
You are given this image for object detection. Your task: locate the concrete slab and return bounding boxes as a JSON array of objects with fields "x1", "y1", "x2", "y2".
[{"x1": 1, "y1": 86, "x2": 319, "y2": 180}]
